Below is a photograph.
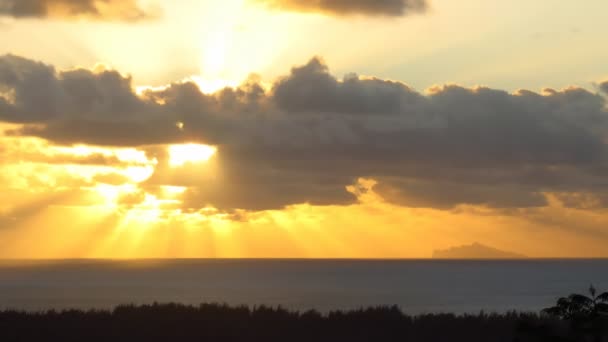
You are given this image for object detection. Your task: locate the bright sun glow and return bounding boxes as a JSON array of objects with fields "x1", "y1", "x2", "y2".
[
  {"x1": 168, "y1": 144, "x2": 217, "y2": 168},
  {"x1": 135, "y1": 0, "x2": 290, "y2": 95},
  {"x1": 190, "y1": 75, "x2": 239, "y2": 94},
  {"x1": 197, "y1": 0, "x2": 246, "y2": 93}
]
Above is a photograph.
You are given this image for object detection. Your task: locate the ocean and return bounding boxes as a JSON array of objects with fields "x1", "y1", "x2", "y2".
[{"x1": 0, "y1": 259, "x2": 606, "y2": 314}]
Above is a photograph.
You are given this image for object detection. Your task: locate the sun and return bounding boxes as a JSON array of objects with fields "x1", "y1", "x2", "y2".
[{"x1": 168, "y1": 144, "x2": 217, "y2": 168}]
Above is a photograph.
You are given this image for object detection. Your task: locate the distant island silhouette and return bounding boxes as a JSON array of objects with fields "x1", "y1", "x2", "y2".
[{"x1": 433, "y1": 242, "x2": 526, "y2": 259}]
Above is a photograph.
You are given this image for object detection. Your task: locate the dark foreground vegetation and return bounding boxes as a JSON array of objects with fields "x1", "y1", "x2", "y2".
[
  {"x1": 0, "y1": 287, "x2": 606, "y2": 342},
  {"x1": 0, "y1": 304, "x2": 604, "y2": 342}
]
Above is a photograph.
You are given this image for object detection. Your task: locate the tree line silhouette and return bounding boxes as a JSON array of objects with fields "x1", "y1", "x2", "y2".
[{"x1": 0, "y1": 287, "x2": 605, "y2": 341}]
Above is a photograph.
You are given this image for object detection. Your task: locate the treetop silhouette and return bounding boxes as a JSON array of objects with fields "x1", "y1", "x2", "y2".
[{"x1": 543, "y1": 285, "x2": 608, "y2": 320}]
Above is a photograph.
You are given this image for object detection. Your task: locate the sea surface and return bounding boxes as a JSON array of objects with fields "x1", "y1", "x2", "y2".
[{"x1": 0, "y1": 259, "x2": 607, "y2": 314}]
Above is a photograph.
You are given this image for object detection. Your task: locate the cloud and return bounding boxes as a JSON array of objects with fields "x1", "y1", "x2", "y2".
[
  {"x1": 273, "y1": 57, "x2": 422, "y2": 114},
  {"x1": 599, "y1": 80, "x2": 608, "y2": 95},
  {"x1": 2, "y1": 54, "x2": 608, "y2": 211},
  {"x1": 0, "y1": 0, "x2": 157, "y2": 21},
  {"x1": 0, "y1": 143, "x2": 145, "y2": 167},
  {"x1": 251, "y1": 0, "x2": 427, "y2": 17}
]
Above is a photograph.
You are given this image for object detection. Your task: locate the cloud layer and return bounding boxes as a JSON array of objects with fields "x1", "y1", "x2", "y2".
[
  {"x1": 1, "y1": 54, "x2": 608, "y2": 211},
  {"x1": 0, "y1": 0, "x2": 154, "y2": 21},
  {"x1": 251, "y1": 0, "x2": 427, "y2": 17},
  {"x1": 600, "y1": 80, "x2": 608, "y2": 95}
]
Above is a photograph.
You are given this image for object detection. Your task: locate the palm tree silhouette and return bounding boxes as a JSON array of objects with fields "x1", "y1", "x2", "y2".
[{"x1": 543, "y1": 285, "x2": 608, "y2": 320}]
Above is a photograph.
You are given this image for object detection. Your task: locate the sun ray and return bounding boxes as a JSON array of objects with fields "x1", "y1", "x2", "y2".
[{"x1": 196, "y1": 0, "x2": 247, "y2": 93}]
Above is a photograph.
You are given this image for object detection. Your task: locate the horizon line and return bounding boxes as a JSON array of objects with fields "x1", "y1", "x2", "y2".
[{"x1": 1, "y1": 257, "x2": 608, "y2": 262}]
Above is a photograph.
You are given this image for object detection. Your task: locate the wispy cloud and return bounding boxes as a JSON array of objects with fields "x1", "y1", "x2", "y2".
[
  {"x1": 0, "y1": 0, "x2": 159, "y2": 21},
  {"x1": 251, "y1": 0, "x2": 427, "y2": 17}
]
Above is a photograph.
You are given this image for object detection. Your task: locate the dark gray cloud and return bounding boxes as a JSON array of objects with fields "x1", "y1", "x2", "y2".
[
  {"x1": 0, "y1": 0, "x2": 155, "y2": 21},
  {"x1": 273, "y1": 57, "x2": 423, "y2": 114},
  {"x1": 2, "y1": 54, "x2": 608, "y2": 211},
  {"x1": 0, "y1": 55, "x2": 149, "y2": 124},
  {"x1": 600, "y1": 80, "x2": 608, "y2": 95},
  {"x1": 252, "y1": 0, "x2": 427, "y2": 17}
]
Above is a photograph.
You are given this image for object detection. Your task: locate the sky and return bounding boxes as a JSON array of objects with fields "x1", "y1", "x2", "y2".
[{"x1": 0, "y1": 0, "x2": 608, "y2": 258}]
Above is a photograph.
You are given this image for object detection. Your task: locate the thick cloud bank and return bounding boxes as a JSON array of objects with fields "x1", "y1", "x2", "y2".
[
  {"x1": 600, "y1": 80, "x2": 608, "y2": 95},
  {"x1": 252, "y1": 0, "x2": 427, "y2": 17},
  {"x1": 0, "y1": 0, "x2": 154, "y2": 21},
  {"x1": 1, "y1": 54, "x2": 608, "y2": 211}
]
